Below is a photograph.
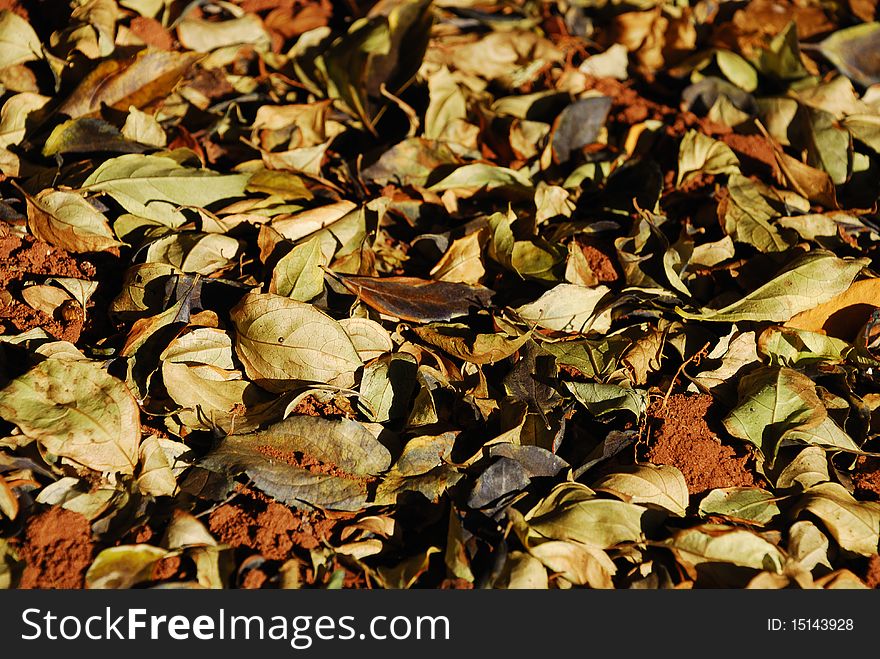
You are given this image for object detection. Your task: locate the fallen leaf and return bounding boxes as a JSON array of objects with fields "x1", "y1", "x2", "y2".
[
  {"x1": 230, "y1": 291, "x2": 362, "y2": 391},
  {"x1": 785, "y1": 278, "x2": 880, "y2": 340},
  {"x1": 57, "y1": 49, "x2": 201, "y2": 119},
  {"x1": 26, "y1": 188, "x2": 124, "y2": 253},
  {"x1": 330, "y1": 272, "x2": 494, "y2": 323},
  {"x1": 200, "y1": 415, "x2": 391, "y2": 511},
  {"x1": 0, "y1": 359, "x2": 140, "y2": 473}
]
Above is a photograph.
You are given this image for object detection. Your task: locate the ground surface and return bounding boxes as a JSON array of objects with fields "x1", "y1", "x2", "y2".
[{"x1": 1, "y1": 0, "x2": 880, "y2": 589}]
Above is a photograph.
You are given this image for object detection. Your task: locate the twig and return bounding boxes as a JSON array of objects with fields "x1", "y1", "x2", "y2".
[{"x1": 661, "y1": 341, "x2": 710, "y2": 411}]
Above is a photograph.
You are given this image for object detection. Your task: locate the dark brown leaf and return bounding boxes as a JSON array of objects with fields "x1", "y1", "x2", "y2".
[{"x1": 328, "y1": 272, "x2": 494, "y2": 322}]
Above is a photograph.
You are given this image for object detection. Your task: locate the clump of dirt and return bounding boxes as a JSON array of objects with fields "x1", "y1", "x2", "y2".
[
  {"x1": 440, "y1": 577, "x2": 474, "y2": 589},
  {"x1": 584, "y1": 76, "x2": 665, "y2": 125},
  {"x1": 129, "y1": 524, "x2": 154, "y2": 544},
  {"x1": 0, "y1": 233, "x2": 93, "y2": 284},
  {"x1": 579, "y1": 243, "x2": 619, "y2": 283},
  {"x1": 256, "y1": 444, "x2": 372, "y2": 483},
  {"x1": 720, "y1": 133, "x2": 779, "y2": 177},
  {"x1": 645, "y1": 394, "x2": 760, "y2": 496},
  {"x1": 0, "y1": 231, "x2": 94, "y2": 341},
  {"x1": 151, "y1": 556, "x2": 183, "y2": 582},
  {"x1": 0, "y1": 298, "x2": 83, "y2": 342},
  {"x1": 290, "y1": 394, "x2": 353, "y2": 419},
  {"x1": 851, "y1": 456, "x2": 880, "y2": 501},
  {"x1": 128, "y1": 16, "x2": 173, "y2": 50},
  {"x1": 208, "y1": 487, "x2": 344, "y2": 560},
  {"x1": 241, "y1": 568, "x2": 268, "y2": 589},
  {"x1": 865, "y1": 555, "x2": 880, "y2": 588},
  {"x1": 677, "y1": 172, "x2": 718, "y2": 194},
  {"x1": 17, "y1": 507, "x2": 94, "y2": 589}
]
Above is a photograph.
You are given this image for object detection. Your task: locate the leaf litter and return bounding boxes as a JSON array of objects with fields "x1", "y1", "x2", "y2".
[{"x1": 2, "y1": 0, "x2": 880, "y2": 589}]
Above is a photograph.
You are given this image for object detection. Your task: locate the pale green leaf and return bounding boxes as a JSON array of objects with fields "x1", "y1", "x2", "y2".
[
  {"x1": 269, "y1": 235, "x2": 327, "y2": 301},
  {"x1": 526, "y1": 482, "x2": 647, "y2": 548},
  {"x1": 669, "y1": 525, "x2": 784, "y2": 572},
  {"x1": 677, "y1": 130, "x2": 740, "y2": 186},
  {"x1": 698, "y1": 487, "x2": 781, "y2": 525},
  {"x1": 0, "y1": 359, "x2": 140, "y2": 473},
  {"x1": 677, "y1": 251, "x2": 867, "y2": 322},
  {"x1": 792, "y1": 482, "x2": 880, "y2": 556},
  {"x1": 86, "y1": 545, "x2": 169, "y2": 589},
  {"x1": 516, "y1": 284, "x2": 610, "y2": 333},
  {"x1": 230, "y1": 292, "x2": 362, "y2": 392},
  {"x1": 723, "y1": 366, "x2": 826, "y2": 465},
  {"x1": 592, "y1": 464, "x2": 689, "y2": 517},
  {"x1": 82, "y1": 154, "x2": 250, "y2": 224}
]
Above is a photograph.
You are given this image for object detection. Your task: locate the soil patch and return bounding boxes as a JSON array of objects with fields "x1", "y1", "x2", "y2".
[
  {"x1": 578, "y1": 243, "x2": 619, "y2": 283},
  {"x1": 0, "y1": 233, "x2": 92, "y2": 284},
  {"x1": 865, "y1": 555, "x2": 880, "y2": 588},
  {"x1": 208, "y1": 487, "x2": 345, "y2": 561},
  {"x1": 720, "y1": 133, "x2": 779, "y2": 178},
  {"x1": 128, "y1": 16, "x2": 173, "y2": 50},
  {"x1": 676, "y1": 171, "x2": 718, "y2": 194},
  {"x1": 0, "y1": 298, "x2": 83, "y2": 342},
  {"x1": 241, "y1": 567, "x2": 269, "y2": 589},
  {"x1": 440, "y1": 577, "x2": 474, "y2": 589},
  {"x1": 256, "y1": 444, "x2": 370, "y2": 482},
  {"x1": 584, "y1": 76, "x2": 665, "y2": 125},
  {"x1": 0, "y1": 232, "x2": 94, "y2": 341},
  {"x1": 289, "y1": 394, "x2": 352, "y2": 419},
  {"x1": 17, "y1": 506, "x2": 94, "y2": 589},
  {"x1": 645, "y1": 393, "x2": 760, "y2": 496},
  {"x1": 151, "y1": 555, "x2": 183, "y2": 582},
  {"x1": 851, "y1": 455, "x2": 880, "y2": 501}
]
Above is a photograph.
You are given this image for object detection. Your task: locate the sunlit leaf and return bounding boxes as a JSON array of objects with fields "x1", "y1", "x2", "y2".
[{"x1": 0, "y1": 359, "x2": 140, "y2": 473}]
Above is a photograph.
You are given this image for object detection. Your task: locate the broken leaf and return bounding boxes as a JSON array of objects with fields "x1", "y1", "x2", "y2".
[
  {"x1": 200, "y1": 416, "x2": 391, "y2": 511},
  {"x1": 0, "y1": 359, "x2": 139, "y2": 473}
]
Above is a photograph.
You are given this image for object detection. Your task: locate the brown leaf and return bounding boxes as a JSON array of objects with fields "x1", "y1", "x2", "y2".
[
  {"x1": 328, "y1": 272, "x2": 494, "y2": 323},
  {"x1": 785, "y1": 278, "x2": 880, "y2": 340},
  {"x1": 57, "y1": 49, "x2": 201, "y2": 119},
  {"x1": 773, "y1": 149, "x2": 838, "y2": 208}
]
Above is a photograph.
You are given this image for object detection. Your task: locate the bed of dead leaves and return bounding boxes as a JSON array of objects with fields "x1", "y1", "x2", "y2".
[{"x1": 2, "y1": 0, "x2": 880, "y2": 589}]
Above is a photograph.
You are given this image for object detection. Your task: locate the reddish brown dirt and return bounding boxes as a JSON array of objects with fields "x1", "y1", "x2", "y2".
[
  {"x1": 0, "y1": 232, "x2": 93, "y2": 341},
  {"x1": 851, "y1": 456, "x2": 880, "y2": 501},
  {"x1": 440, "y1": 577, "x2": 474, "y2": 589},
  {"x1": 128, "y1": 16, "x2": 173, "y2": 50},
  {"x1": 208, "y1": 487, "x2": 344, "y2": 560},
  {"x1": 0, "y1": 298, "x2": 83, "y2": 342},
  {"x1": 0, "y1": 0, "x2": 28, "y2": 19},
  {"x1": 151, "y1": 556, "x2": 182, "y2": 581},
  {"x1": 256, "y1": 444, "x2": 370, "y2": 482},
  {"x1": 130, "y1": 524, "x2": 154, "y2": 544},
  {"x1": 0, "y1": 233, "x2": 92, "y2": 283},
  {"x1": 241, "y1": 568, "x2": 268, "y2": 589},
  {"x1": 290, "y1": 394, "x2": 352, "y2": 419},
  {"x1": 584, "y1": 77, "x2": 663, "y2": 125},
  {"x1": 865, "y1": 555, "x2": 880, "y2": 588},
  {"x1": 645, "y1": 394, "x2": 760, "y2": 496},
  {"x1": 558, "y1": 363, "x2": 590, "y2": 382},
  {"x1": 579, "y1": 244, "x2": 619, "y2": 283},
  {"x1": 720, "y1": 133, "x2": 780, "y2": 178},
  {"x1": 17, "y1": 507, "x2": 94, "y2": 589},
  {"x1": 677, "y1": 171, "x2": 718, "y2": 194}
]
